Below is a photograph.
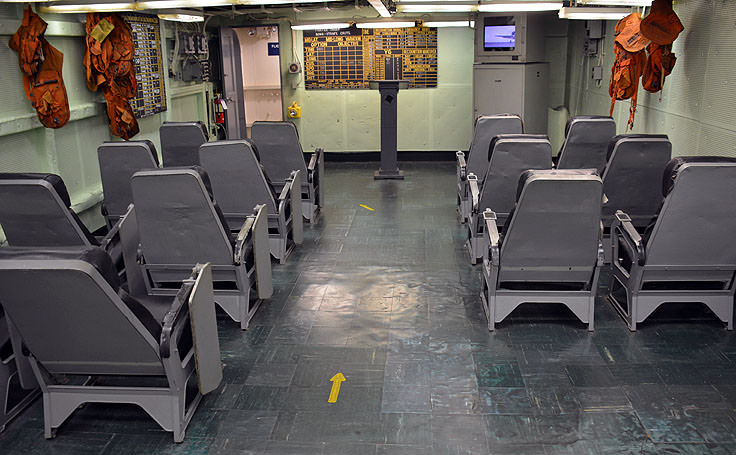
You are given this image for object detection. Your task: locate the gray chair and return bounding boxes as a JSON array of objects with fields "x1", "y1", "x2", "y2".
[
  {"x1": 600, "y1": 135, "x2": 671, "y2": 262},
  {"x1": 250, "y1": 121, "x2": 324, "y2": 224},
  {"x1": 556, "y1": 116, "x2": 616, "y2": 174},
  {"x1": 0, "y1": 173, "x2": 116, "y2": 250},
  {"x1": 0, "y1": 306, "x2": 39, "y2": 432},
  {"x1": 199, "y1": 140, "x2": 303, "y2": 264},
  {"x1": 130, "y1": 167, "x2": 273, "y2": 329},
  {"x1": 160, "y1": 121, "x2": 209, "y2": 167},
  {"x1": 466, "y1": 134, "x2": 553, "y2": 264},
  {"x1": 609, "y1": 157, "x2": 736, "y2": 331},
  {"x1": 481, "y1": 169, "x2": 604, "y2": 331},
  {"x1": 0, "y1": 247, "x2": 222, "y2": 442},
  {"x1": 97, "y1": 140, "x2": 160, "y2": 227},
  {"x1": 457, "y1": 114, "x2": 523, "y2": 223}
]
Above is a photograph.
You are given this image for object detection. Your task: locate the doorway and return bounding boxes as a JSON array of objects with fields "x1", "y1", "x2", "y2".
[{"x1": 234, "y1": 26, "x2": 283, "y2": 137}]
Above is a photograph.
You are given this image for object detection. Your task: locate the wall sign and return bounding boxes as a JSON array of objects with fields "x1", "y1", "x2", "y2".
[
  {"x1": 123, "y1": 13, "x2": 167, "y2": 118},
  {"x1": 303, "y1": 27, "x2": 438, "y2": 90}
]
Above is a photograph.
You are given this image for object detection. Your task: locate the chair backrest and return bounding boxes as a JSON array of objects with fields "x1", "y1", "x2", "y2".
[
  {"x1": 499, "y1": 169, "x2": 602, "y2": 284},
  {"x1": 199, "y1": 140, "x2": 278, "y2": 215},
  {"x1": 466, "y1": 114, "x2": 523, "y2": 178},
  {"x1": 479, "y1": 134, "x2": 553, "y2": 220},
  {"x1": 646, "y1": 158, "x2": 736, "y2": 267},
  {"x1": 251, "y1": 121, "x2": 308, "y2": 182},
  {"x1": 556, "y1": 116, "x2": 616, "y2": 173},
  {"x1": 131, "y1": 167, "x2": 234, "y2": 265},
  {"x1": 601, "y1": 134, "x2": 671, "y2": 224},
  {"x1": 160, "y1": 121, "x2": 209, "y2": 167},
  {"x1": 0, "y1": 173, "x2": 95, "y2": 247},
  {"x1": 0, "y1": 247, "x2": 162, "y2": 375},
  {"x1": 98, "y1": 140, "x2": 160, "y2": 219}
]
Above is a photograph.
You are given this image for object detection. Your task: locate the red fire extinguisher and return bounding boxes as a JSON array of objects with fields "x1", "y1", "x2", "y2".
[{"x1": 214, "y1": 97, "x2": 226, "y2": 124}]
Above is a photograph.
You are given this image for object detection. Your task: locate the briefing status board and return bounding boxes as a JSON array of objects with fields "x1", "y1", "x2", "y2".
[
  {"x1": 303, "y1": 27, "x2": 438, "y2": 90},
  {"x1": 123, "y1": 13, "x2": 167, "y2": 118}
]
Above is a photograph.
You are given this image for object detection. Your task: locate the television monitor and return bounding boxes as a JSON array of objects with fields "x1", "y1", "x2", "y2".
[{"x1": 484, "y1": 25, "x2": 516, "y2": 51}]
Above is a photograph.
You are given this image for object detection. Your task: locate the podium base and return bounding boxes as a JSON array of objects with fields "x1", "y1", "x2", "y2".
[{"x1": 374, "y1": 169, "x2": 405, "y2": 180}]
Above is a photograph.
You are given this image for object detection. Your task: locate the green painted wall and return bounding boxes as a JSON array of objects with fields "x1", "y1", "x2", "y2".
[
  {"x1": 564, "y1": 1, "x2": 736, "y2": 158},
  {"x1": 0, "y1": 5, "x2": 212, "y2": 242}
]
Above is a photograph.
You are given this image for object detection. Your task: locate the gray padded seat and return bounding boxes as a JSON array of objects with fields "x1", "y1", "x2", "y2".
[
  {"x1": 601, "y1": 135, "x2": 672, "y2": 226},
  {"x1": 556, "y1": 116, "x2": 616, "y2": 173},
  {"x1": 250, "y1": 121, "x2": 324, "y2": 223},
  {"x1": 609, "y1": 157, "x2": 736, "y2": 331},
  {"x1": 456, "y1": 114, "x2": 523, "y2": 223},
  {"x1": 130, "y1": 167, "x2": 273, "y2": 329},
  {"x1": 0, "y1": 247, "x2": 221, "y2": 442},
  {"x1": 97, "y1": 140, "x2": 160, "y2": 226},
  {"x1": 465, "y1": 134, "x2": 553, "y2": 264},
  {"x1": 481, "y1": 169, "x2": 603, "y2": 331},
  {"x1": 160, "y1": 121, "x2": 209, "y2": 167},
  {"x1": 199, "y1": 140, "x2": 303, "y2": 264},
  {"x1": 0, "y1": 173, "x2": 98, "y2": 247}
]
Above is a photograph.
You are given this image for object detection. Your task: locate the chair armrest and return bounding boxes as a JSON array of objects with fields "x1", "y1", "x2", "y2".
[
  {"x1": 456, "y1": 151, "x2": 467, "y2": 180},
  {"x1": 99, "y1": 216, "x2": 123, "y2": 250},
  {"x1": 234, "y1": 213, "x2": 257, "y2": 265},
  {"x1": 279, "y1": 170, "x2": 299, "y2": 203},
  {"x1": 307, "y1": 148, "x2": 323, "y2": 184},
  {"x1": 483, "y1": 209, "x2": 500, "y2": 266},
  {"x1": 468, "y1": 173, "x2": 480, "y2": 211},
  {"x1": 613, "y1": 210, "x2": 646, "y2": 266},
  {"x1": 159, "y1": 266, "x2": 198, "y2": 358}
]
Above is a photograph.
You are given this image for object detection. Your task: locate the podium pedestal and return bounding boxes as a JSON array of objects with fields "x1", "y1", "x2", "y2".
[{"x1": 370, "y1": 80, "x2": 408, "y2": 180}]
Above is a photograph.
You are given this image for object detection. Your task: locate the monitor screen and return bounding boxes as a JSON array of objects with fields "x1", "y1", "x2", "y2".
[{"x1": 484, "y1": 25, "x2": 516, "y2": 51}]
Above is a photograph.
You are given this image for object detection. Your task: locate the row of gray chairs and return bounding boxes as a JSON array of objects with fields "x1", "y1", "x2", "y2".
[
  {"x1": 456, "y1": 114, "x2": 617, "y2": 224},
  {"x1": 157, "y1": 121, "x2": 324, "y2": 224},
  {"x1": 465, "y1": 133, "x2": 672, "y2": 264},
  {"x1": 479, "y1": 158, "x2": 736, "y2": 333}
]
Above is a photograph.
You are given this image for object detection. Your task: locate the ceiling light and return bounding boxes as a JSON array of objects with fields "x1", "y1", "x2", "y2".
[
  {"x1": 357, "y1": 22, "x2": 416, "y2": 29},
  {"x1": 291, "y1": 23, "x2": 351, "y2": 30},
  {"x1": 138, "y1": 0, "x2": 232, "y2": 7},
  {"x1": 424, "y1": 20, "x2": 473, "y2": 27},
  {"x1": 40, "y1": 2, "x2": 137, "y2": 13},
  {"x1": 558, "y1": 6, "x2": 631, "y2": 20},
  {"x1": 578, "y1": 0, "x2": 651, "y2": 5},
  {"x1": 399, "y1": 4, "x2": 476, "y2": 12},
  {"x1": 158, "y1": 13, "x2": 204, "y2": 22},
  {"x1": 477, "y1": 2, "x2": 562, "y2": 12},
  {"x1": 367, "y1": 0, "x2": 393, "y2": 17}
]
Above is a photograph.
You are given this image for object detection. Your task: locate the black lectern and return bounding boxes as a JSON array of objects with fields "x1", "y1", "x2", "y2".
[{"x1": 369, "y1": 80, "x2": 409, "y2": 180}]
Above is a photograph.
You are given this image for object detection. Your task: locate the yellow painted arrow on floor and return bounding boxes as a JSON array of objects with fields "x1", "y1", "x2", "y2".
[
  {"x1": 359, "y1": 204, "x2": 374, "y2": 211},
  {"x1": 328, "y1": 373, "x2": 346, "y2": 403}
]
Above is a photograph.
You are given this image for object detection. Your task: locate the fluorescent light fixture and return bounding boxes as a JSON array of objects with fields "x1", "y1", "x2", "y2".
[
  {"x1": 357, "y1": 22, "x2": 416, "y2": 29},
  {"x1": 578, "y1": 0, "x2": 651, "y2": 5},
  {"x1": 158, "y1": 13, "x2": 204, "y2": 22},
  {"x1": 138, "y1": 0, "x2": 232, "y2": 7},
  {"x1": 399, "y1": 4, "x2": 476, "y2": 12},
  {"x1": 410, "y1": 5, "x2": 477, "y2": 13},
  {"x1": 40, "y1": 3, "x2": 137, "y2": 13},
  {"x1": 367, "y1": 0, "x2": 392, "y2": 18},
  {"x1": 424, "y1": 20, "x2": 473, "y2": 27},
  {"x1": 477, "y1": 2, "x2": 562, "y2": 12},
  {"x1": 558, "y1": 6, "x2": 631, "y2": 20},
  {"x1": 291, "y1": 23, "x2": 351, "y2": 30}
]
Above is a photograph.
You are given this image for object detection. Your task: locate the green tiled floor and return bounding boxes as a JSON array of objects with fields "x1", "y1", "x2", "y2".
[{"x1": 2, "y1": 162, "x2": 736, "y2": 454}]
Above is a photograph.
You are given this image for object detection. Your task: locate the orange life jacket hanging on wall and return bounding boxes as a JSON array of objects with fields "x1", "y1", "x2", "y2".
[
  {"x1": 9, "y1": 5, "x2": 70, "y2": 129},
  {"x1": 609, "y1": 13, "x2": 648, "y2": 130},
  {"x1": 641, "y1": 0, "x2": 683, "y2": 94},
  {"x1": 83, "y1": 12, "x2": 139, "y2": 140}
]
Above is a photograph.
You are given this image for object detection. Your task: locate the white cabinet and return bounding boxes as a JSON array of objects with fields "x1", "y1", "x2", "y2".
[{"x1": 473, "y1": 63, "x2": 549, "y2": 134}]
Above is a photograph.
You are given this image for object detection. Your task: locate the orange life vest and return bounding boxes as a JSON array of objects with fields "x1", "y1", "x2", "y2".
[
  {"x1": 9, "y1": 5, "x2": 70, "y2": 129},
  {"x1": 609, "y1": 13, "x2": 648, "y2": 130}
]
